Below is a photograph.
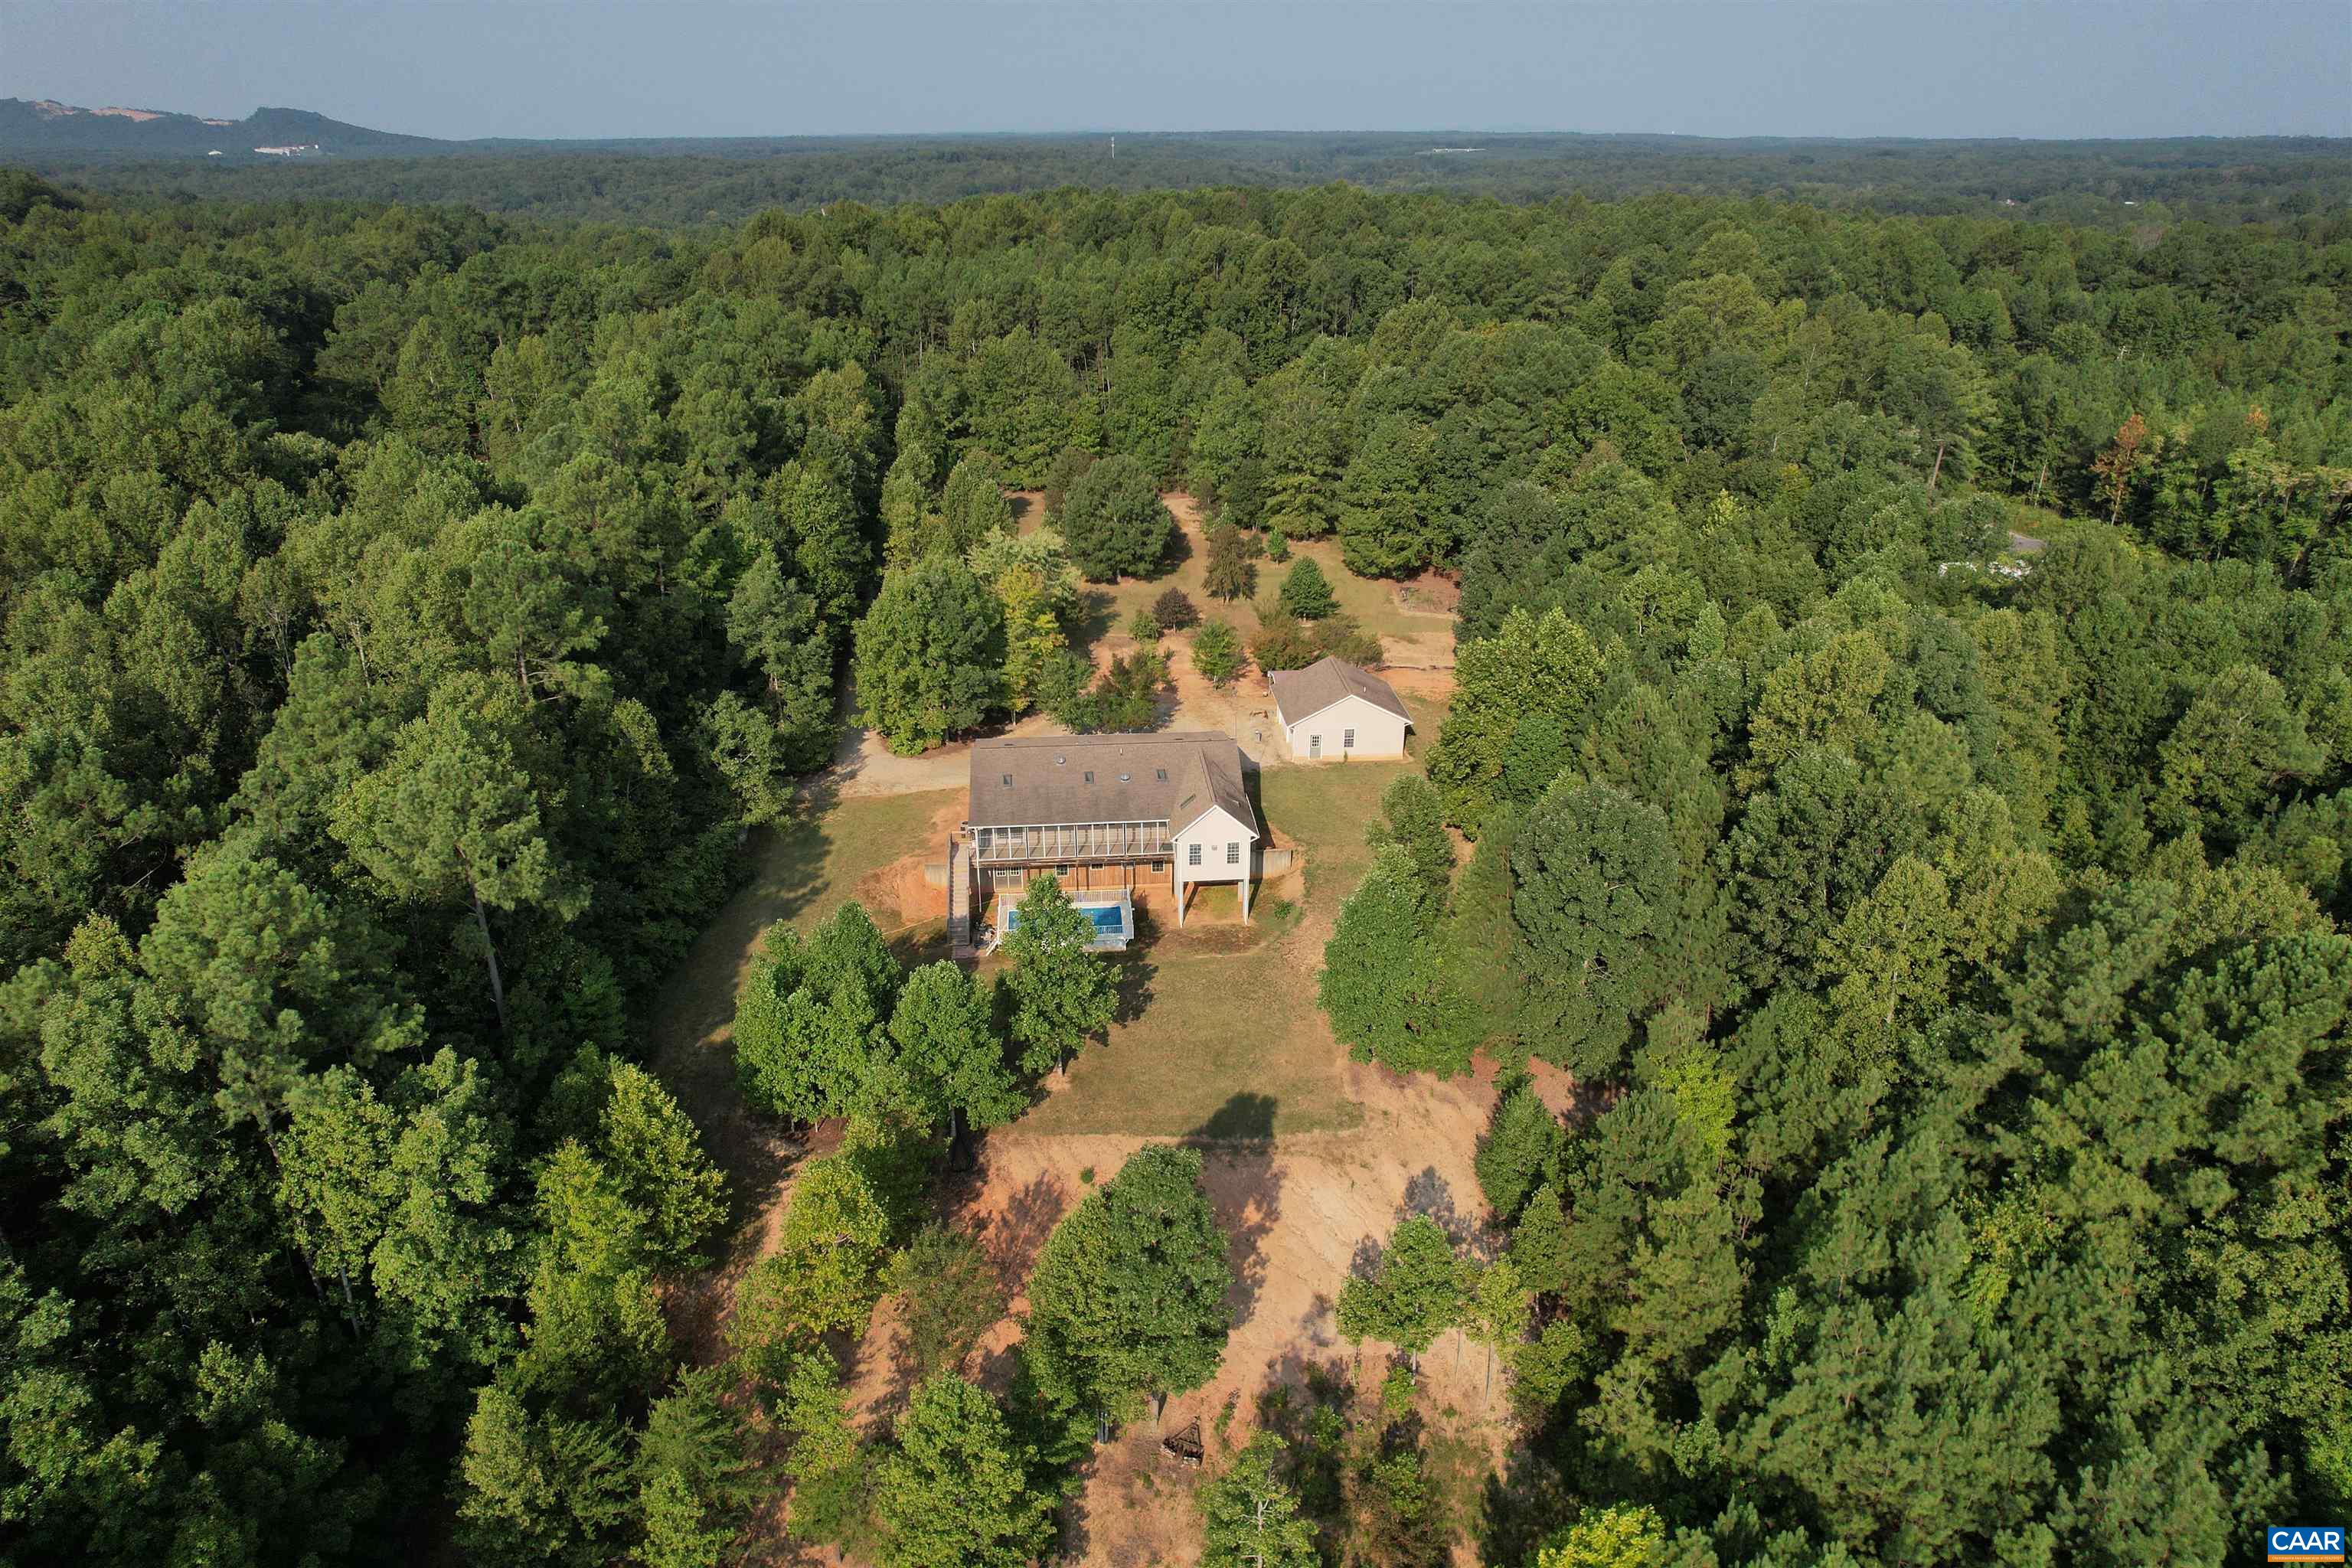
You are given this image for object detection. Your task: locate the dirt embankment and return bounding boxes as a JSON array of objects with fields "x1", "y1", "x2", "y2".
[{"x1": 818, "y1": 1049, "x2": 1572, "y2": 1566}]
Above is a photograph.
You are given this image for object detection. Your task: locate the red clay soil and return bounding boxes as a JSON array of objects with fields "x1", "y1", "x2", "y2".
[
  {"x1": 825, "y1": 1051, "x2": 1542, "y2": 1566},
  {"x1": 681, "y1": 1045, "x2": 1556, "y2": 1566}
]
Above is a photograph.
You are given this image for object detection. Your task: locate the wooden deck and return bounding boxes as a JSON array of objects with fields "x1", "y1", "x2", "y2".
[{"x1": 947, "y1": 836, "x2": 976, "y2": 960}]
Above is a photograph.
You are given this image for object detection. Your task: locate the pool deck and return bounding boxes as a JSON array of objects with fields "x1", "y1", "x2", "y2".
[{"x1": 985, "y1": 892, "x2": 1135, "y2": 954}]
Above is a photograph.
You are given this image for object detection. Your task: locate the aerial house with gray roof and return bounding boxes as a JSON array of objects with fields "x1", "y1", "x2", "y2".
[
  {"x1": 1269, "y1": 656, "x2": 1413, "y2": 760},
  {"x1": 950, "y1": 731, "x2": 1262, "y2": 953}
]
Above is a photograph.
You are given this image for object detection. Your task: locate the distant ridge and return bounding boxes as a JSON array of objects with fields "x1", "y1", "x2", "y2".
[{"x1": 0, "y1": 97, "x2": 446, "y2": 159}]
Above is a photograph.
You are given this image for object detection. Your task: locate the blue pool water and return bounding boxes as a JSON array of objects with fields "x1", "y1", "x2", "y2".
[{"x1": 1001, "y1": 897, "x2": 1132, "y2": 948}]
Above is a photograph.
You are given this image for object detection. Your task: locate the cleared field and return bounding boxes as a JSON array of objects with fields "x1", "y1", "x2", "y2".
[
  {"x1": 1004, "y1": 928, "x2": 1354, "y2": 1138},
  {"x1": 1039, "y1": 492, "x2": 1457, "y2": 668},
  {"x1": 1002, "y1": 753, "x2": 1424, "y2": 1138}
]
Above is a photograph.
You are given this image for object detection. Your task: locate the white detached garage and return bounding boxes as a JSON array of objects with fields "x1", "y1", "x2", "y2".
[{"x1": 1269, "y1": 656, "x2": 1413, "y2": 761}]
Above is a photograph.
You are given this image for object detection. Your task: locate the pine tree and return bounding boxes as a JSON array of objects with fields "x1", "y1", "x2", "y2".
[
  {"x1": 1319, "y1": 847, "x2": 1475, "y2": 1077},
  {"x1": 632, "y1": 1367, "x2": 765, "y2": 1568},
  {"x1": 1364, "y1": 773, "x2": 1454, "y2": 912},
  {"x1": 1426, "y1": 607, "x2": 1606, "y2": 836},
  {"x1": 887, "y1": 1224, "x2": 1007, "y2": 1380},
  {"x1": 1507, "y1": 1181, "x2": 1573, "y2": 1295},
  {"x1": 599, "y1": 1061, "x2": 728, "y2": 1270},
  {"x1": 331, "y1": 674, "x2": 584, "y2": 1033},
  {"x1": 1276, "y1": 557, "x2": 1338, "y2": 619},
  {"x1": 779, "y1": 1350, "x2": 871, "y2": 1547},
  {"x1": 940, "y1": 451, "x2": 1015, "y2": 554},
  {"x1": 1204, "y1": 522, "x2": 1259, "y2": 601},
  {"x1": 1475, "y1": 1076, "x2": 1565, "y2": 1225},
  {"x1": 1338, "y1": 412, "x2": 1443, "y2": 577},
  {"x1": 1510, "y1": 779, "x2": 1681, "y2": 1080}
]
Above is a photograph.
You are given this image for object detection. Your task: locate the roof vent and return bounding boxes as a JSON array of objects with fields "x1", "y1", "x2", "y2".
[
  {"x1": 1155, "y1": 768, "x2": 1168, "y2": 781},
  {"x1": 1118, "y1": 773, "x2": 1132, "y2": 782},
  {"x1": 1083, "y1": 770, "x2": 1095, "y2": 782},
  {"x1": 1054, "y1": 755, "x2": 1067, "y2": 766},
  {"x1": 1000, "y1": 773, "x2": 1013, "y2": 787}
]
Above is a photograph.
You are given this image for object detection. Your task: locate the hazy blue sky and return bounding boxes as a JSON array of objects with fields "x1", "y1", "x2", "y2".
[{"x1": 8, "y1": 1, "x2": 2347, "y2": 141}]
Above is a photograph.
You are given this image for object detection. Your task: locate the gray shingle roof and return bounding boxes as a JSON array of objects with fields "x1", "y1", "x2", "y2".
[
  {"x1": 969, "y1": 731, "x2": 1259, "y2": 838},
  {"x1": 1269, "y1": 656, "x2": 1411, "y2": 727}
]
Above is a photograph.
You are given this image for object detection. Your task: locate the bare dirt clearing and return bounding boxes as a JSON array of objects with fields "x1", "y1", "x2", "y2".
[
  {"x1": 923, "y1": 1053, "x2": 1526, "y2": 1566},
  {"x1": 1038, "y1": 489, "x2": 1459, "y2": 672}
]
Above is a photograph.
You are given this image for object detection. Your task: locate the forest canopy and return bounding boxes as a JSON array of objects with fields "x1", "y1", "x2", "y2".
[
  {"x1": 24, "y1": 131, "x2": 2352, "y2": 228},
  {"x1": 0, "y1": 151, "x2": 2347, "y2": 1565}
]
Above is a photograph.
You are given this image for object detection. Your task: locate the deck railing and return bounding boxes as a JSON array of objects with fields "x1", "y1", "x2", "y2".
[{"x1": 971, "y1": 822, "x2": 1171, "y2": 863}]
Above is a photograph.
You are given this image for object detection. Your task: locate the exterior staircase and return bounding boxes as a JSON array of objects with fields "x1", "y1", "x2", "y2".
[{"x1": 947, "y1": 836, "x2": 976, "y2": 960}]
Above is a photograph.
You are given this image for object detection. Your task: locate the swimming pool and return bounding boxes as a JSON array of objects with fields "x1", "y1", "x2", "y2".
[{"x1": 999, "y1": 893, "x2": 1134, "y2": 951}]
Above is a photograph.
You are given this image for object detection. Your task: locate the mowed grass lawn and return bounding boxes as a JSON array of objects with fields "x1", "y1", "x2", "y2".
[
  {"x1": 645, "y1": 730, "x2": 1435, "y2": 1145},
  {"x1": 1006, "y1": 756, "x2": 1422, "y2": 1139}
]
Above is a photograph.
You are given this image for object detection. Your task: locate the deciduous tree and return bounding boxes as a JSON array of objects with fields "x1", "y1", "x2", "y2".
[
  {"x1": 1060, "y1": 455, "x2": 1174, "y2": 581},
  {"x1": 877, "y1": 1375, "x2": 1056, "y2": 1568},
  {"x1": 1024, "y1": 1145, "x2": 1233, "y2": 1419},
  {"x1": 1198, "y1": 1432, "x2": 1319, "y2": 1568},
  {"x1": 854, "y1": 560, "x2": 1006, "y2": 754},
  {"x1": 1003, "y1": 874, "x2": 1116, "y2": 1076}
]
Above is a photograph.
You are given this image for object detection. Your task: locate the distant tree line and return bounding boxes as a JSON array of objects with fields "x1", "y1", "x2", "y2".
[{"x1": 28, "y1": 131, "x2": 2352, "y2": 228}]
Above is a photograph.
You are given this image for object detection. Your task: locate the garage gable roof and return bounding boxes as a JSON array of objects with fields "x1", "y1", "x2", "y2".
[{"x1": 1270, "y1": 656, "x2": 1411, "y2": 728}]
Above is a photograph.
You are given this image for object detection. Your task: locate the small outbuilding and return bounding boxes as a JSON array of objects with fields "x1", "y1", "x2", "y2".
[{"x1": 1269, "y1": 656, "x2": 1412, "y2": 760}]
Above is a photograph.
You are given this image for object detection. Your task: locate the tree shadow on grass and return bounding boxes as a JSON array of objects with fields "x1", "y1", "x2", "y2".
[
  {"x1": 1107, "y1": 949, "x2": 1158, "y2": 1025},
  {"x1": 1155, "y1": 513, "x2": 1197, "y2": 577},
  {"x1": 1187, "y1": 1093, "x2": 1282, "y2": 1325},
  {"x1": 887, "y1": 921, "x2": 952, "y2": 969},
  {"x1": 756, "y1": 772, "x2": 843, "y2": 929},
  {"x1": 1070, "y1": 587, "x2": 1121, "y2": 656}
]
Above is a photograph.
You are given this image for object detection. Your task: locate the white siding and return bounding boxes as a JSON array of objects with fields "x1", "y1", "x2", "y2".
[
  {"x1": 1171, "y1": 805, "x2": 1258, "y2": 924},
  {"x1": 1279, "y1": 692, "x2": 1410, "y2": 760}
]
